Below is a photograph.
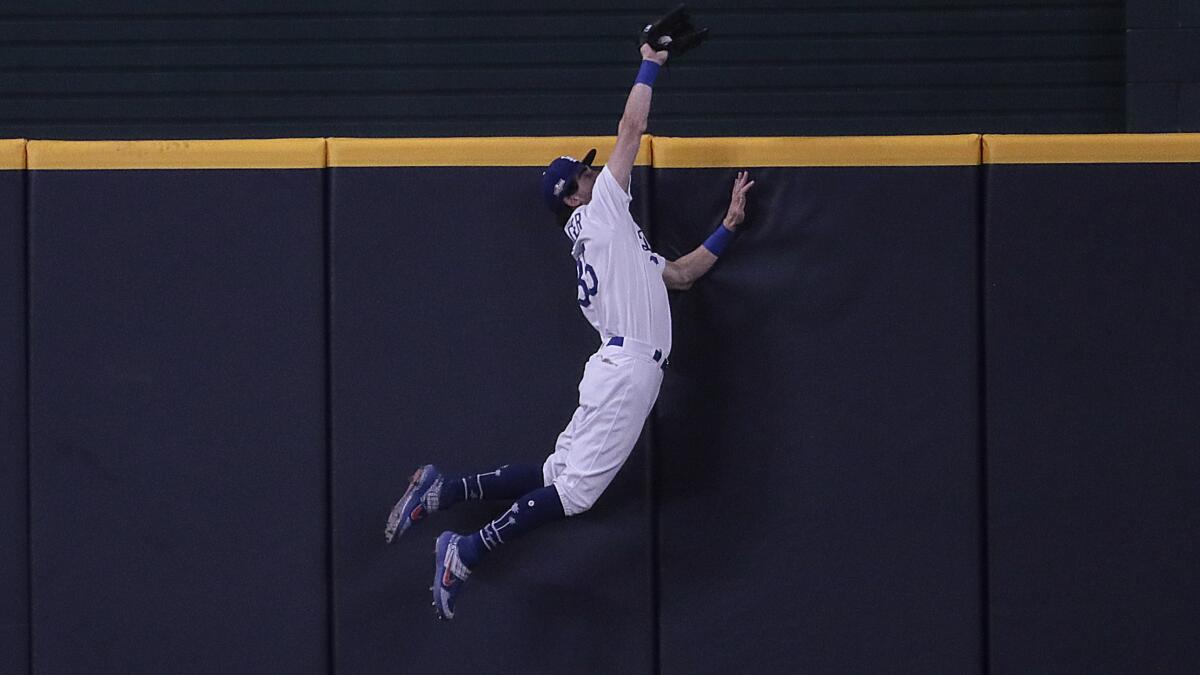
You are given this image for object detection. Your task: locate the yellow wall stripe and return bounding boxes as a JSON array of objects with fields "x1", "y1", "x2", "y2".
[
  {"x1": 0, "y1": 139, "x2": 25, "y2": 170},
  {"x1": 27, "y1": 138, "x2": 326, "y2": 170},
  {"x1": 652, "y1": 135, "x2": 982, "y2": 168},
  {"x1": 983, "y1": 134, "x2": 1200, "y2": 164},
  {"x1": 327, "y1": 136, "x2": 652, "y2": 168},
  {"x1": 12, "y1": 135, "x2": 1200, "y2": 169}
]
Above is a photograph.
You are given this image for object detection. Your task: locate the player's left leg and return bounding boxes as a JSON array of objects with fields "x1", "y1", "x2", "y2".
[
  {"x1": 440, "y1": 464, "x2": 545, "y2": 507},
  {"x1": 386, "y1": 463, "x2": 544, "y2": 543}
]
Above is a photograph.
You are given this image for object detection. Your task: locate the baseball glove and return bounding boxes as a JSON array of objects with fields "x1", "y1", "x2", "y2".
[{"x1": 640, "y1": 4, "x2": 709, "y2": 57}]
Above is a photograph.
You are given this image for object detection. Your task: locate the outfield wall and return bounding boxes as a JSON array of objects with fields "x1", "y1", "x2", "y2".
[
  {"x1": 0, "y1": 139, "x2": 29, "y2": 675},
  {"x1": 2, "y1": 134, "x2": 1197, "y2": 674}
]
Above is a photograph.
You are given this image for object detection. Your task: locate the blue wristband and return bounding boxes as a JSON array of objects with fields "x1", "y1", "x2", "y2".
[
  {"x1": 635, "y1": 60, "x2": 660, "y2": 87},
  {"x1": 702, "y1": 223, "x2": 737, "y2": 257}
]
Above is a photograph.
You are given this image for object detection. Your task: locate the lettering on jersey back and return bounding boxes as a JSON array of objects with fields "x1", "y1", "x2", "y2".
[{"x1": 565, "y1": 212, "x2": 583, "y2": 242}]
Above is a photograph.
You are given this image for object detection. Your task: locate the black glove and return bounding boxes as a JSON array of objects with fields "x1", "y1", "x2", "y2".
[{"x1": 640, "y1": 4, "x2": 709, "y2": 57}]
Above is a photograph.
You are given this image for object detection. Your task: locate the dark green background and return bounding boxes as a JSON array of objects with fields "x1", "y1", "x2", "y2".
[{"x1": 0, "y1": 0, "x2": 1154, "y2": 138}]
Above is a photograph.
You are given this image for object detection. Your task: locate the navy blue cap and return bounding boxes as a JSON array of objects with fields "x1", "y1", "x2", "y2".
[{"x1": 541, "y1": 148, "x2": 597, "y2": 211}]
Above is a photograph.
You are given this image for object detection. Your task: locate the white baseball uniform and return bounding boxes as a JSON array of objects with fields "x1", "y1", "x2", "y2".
[{"x1": 543, "y1": 166, "x2": 671, "y2": 516}]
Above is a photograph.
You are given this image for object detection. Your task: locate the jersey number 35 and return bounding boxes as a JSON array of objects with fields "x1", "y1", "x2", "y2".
[{"x1": 576, "y1": 256, "x2": 598, "y2": 307}]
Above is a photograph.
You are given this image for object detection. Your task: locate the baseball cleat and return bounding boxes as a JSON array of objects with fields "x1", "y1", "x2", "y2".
[
  {"x1": 432, "y1": 531, "x2": 471, "y2": 621},
  {"x1": 385, "y1": 464, "x2": 443, "y2": 543}
]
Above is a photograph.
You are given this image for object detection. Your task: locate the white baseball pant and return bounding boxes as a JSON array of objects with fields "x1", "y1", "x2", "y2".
[{"x1": 543, "y1": 342, "x2": 664, "y2": 516}]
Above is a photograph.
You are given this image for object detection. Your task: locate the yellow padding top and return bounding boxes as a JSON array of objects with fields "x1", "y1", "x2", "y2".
[
  {"x1": 0, "y1": 139, "x2": 25, "y2": 170},
  {"x1": 327, "y1": 136, "x2": 652, "y2": 167},
  {"x1": 21, "y1": 135, "x2": 1200, "y2": 169},
  {"x1": 652, "y1": 135, "x2": 982, "y2": 168},
  {"x1": 983, "y1": 134, "x2": 1200, "y2": 164},
  {"x1": 27, "y1": 138, "x2": 326, "y2": 170}
]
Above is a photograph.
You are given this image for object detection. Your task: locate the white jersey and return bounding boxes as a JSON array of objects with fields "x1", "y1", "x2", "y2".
[{"x1": 563, "y1": 166, "x2": 672, "y2": 357}]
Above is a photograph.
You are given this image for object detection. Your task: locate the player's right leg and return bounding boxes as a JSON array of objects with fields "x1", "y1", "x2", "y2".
[
  {"x1": 430, "y1": 408, "x2": 581, "y2": 619},
  {"x1": 385, "y1": 463, "x2": 546, "y2": 543},
  {"x1": 433, "y1": 483, "x2": 566, "y2": 620}
]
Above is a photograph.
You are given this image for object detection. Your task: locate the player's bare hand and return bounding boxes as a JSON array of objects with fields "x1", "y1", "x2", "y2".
[
  {"x1": 722, "y1": 171, "x2": 755, "y2": 230},
  {"x1": 640, "y1": 42, "x2": 669, "y2": 65}
]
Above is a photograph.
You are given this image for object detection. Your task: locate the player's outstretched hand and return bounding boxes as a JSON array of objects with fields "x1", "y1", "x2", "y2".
[
  {"x1": 640, "y1": 4, "x2": 708, "y2": 58},
  {"x1": 641, "y1": 42, "x2": 668, "y2": 65},
  {"x1": 722, "y1": 171, "x2": 755, "y2": 230}
]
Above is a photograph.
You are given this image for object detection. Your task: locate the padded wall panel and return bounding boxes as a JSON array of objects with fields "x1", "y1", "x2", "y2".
[
  {"x1": 28, "y1": 165, "x2": 328, "y2": 673},
  {"x1": 652, "y1": 162, "x2": 983, "y2": 673},
  {"x1": 0, "y1": 142, "x2": 28, "y2": 675},
  {"x1": 985, "y1": 158, "x2": 1200, "y2": 674},
  {"x1": 330, "y1": 162, "x2": 655, "y2": 674}
]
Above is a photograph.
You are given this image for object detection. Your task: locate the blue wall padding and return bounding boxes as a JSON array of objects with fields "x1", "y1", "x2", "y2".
[
  {"x1": 1, "y1": 169, "x2": 29, "y2": 674},
  {"x1": 651, "y1": 166, "x2": 985, "y2": 674},
  {"x1": 985, "y1": 163, "x2": 1200, "y2": 674},
  {"x1": 27, "y1": 169, "x2": 329, "y2": 674},
  {"x1": 329, "y1": 167, "x2": 657, "y2": 674},
  {"x1": 12, "y1": 138, "x2": 1200, "y2": 674}
]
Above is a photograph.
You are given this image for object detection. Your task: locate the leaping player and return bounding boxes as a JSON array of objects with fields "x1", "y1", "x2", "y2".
[{"x1": 385, "y1": 24, "x2": 755, "y2": 622}]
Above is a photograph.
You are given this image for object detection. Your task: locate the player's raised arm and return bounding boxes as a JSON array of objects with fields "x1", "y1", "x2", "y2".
[
  {"x1": 663, "y1": 171, "x2": 756, "y2": 290},
  {"x1": 608, "y1": 43, "x2": 668, "y2": 192}
]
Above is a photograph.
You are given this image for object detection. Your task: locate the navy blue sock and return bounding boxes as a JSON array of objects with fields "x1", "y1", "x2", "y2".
[
  {"x1": 439, "y1": 463, "x2": 544, "y2": 509},
  {"x1": 456, "y1": 485, "x2": 565, "y2": 569}
]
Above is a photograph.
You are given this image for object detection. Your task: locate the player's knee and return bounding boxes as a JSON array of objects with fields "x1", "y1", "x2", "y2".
[
  {"x1": 570, "y1": 493, "x2": 599, "y2": 515},
  {"x1": 553, "y1": 481, "x2": 598, "y2": 516}
]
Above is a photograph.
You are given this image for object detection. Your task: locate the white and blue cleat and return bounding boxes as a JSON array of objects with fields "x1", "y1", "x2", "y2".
[
  {"x1": 432, "y1": 531, "x2": 471, "y2": 621},
  {"x1": 385, "y1": 464, "x2": 443, "y2": 543}
]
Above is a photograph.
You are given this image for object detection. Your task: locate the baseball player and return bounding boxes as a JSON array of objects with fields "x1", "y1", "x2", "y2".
[{"x1": 386, "y1": 17, "x2": 753, "y2": 622}]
